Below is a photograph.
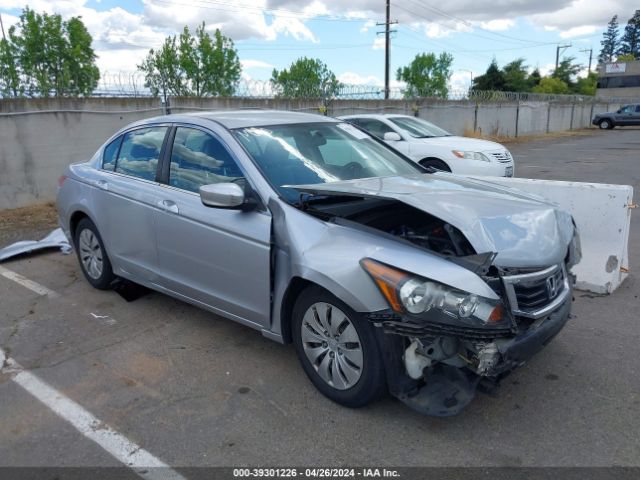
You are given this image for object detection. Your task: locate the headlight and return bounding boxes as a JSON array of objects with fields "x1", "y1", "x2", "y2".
[
  {"x1": 451, "y1": 150, "x2": 490, "y2": 162},
  {"x1": 361, "y1": 258, "x2": 507, "y2": 327}
]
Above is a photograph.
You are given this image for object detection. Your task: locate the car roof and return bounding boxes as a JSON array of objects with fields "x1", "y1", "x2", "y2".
[
  {"x1": 135, "y1": 109, "x2": 339, "y2": 130},
  {"x1": 338, "y1": 114, "x2": 413, "y2": 120}
]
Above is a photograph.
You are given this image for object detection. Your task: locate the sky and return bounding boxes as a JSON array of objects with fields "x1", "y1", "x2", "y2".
[{"x1": 0, "y1": 0, "x2": 637, "y2": 93}]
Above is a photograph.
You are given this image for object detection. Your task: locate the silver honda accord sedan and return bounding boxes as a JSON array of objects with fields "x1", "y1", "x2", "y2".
[{"x1": 57, "y1": 110, "x2": 581, "y2": 416}]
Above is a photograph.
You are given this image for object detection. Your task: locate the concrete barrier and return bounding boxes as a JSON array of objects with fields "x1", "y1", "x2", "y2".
[{"x1": 472, "y1": 176, "x2": 634, "y2": 294}]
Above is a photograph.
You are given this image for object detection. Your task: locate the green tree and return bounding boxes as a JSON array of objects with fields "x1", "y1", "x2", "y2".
[
  {"x1": 618, "y1": 10, "x2": 640, "y2": 59},
  {"x1": 528, "y1": 68, "x2": 542, "y2": 89},
  {"x1": 617, "y1": 53, "x2": 636, "y2": 61},
  {"x1": 270, "y1": 57, "x2": 341, "y2": 99},
  {"x1": 472, "y1": 59, "x2": 505, "y2": 91},
  {"x1": 4, "y1": 7, "x2": 99, "y2": 97},
  {"x1": 64, "y1": 17, "x2": 100, "y2": 96},
  {"x1": 532, "y1": 77, "x2": 570, "y2": 94},
  {"x1": 575, "y1": 72, "x2": 597, "y2": 96},
  {"x1": 396, "y1": 52, "x2": 453, "y2": 98},
  {"x1": 0, "y1": 38, "x2": 21, "y2": 97},
  {"x1": 139, "y1": 23, "x2": 241, "y2": 97},
  {"x1": 552, "y1": 56, "x2": 582, "y2": 88},
  {"x1": 599, "y1": 15, "x2": 619, "y2": 63},
  {"x1": 502, "y1": 58, "x2": 530, "y2": 92}
]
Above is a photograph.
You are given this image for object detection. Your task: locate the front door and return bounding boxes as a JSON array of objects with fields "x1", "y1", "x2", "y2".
[
  {"x1": 154, "y1": 126, "x2": 271, "y2": 327},
  {"x1": 614, "y1": 105, "x2": 636, "y2": 125}
]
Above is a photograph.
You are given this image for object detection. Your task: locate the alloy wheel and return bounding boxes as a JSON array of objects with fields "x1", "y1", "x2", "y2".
[
  {"x1": 300, "y1": 302, "x2": 363, "y2": 390},
  {"x1": 78, "y1": 228, "x2": 104, "y2": 280}
]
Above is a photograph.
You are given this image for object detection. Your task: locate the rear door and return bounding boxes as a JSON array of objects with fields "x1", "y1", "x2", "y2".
[
  {"x1": 154, "y1": 125, "x2": 272, "y2": 327},
  {"x1": 92, "y1": 125, "x2": 169, "y2": 282},
  {"x1": 633, "y1": 105, "x2": 640, "y2": 125}
]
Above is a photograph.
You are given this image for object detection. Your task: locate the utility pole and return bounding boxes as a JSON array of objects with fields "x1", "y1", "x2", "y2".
[
  {"x1": 555, "y1": 43, "x2": 572, "y2": 71},
  {"x1": 377, "y1": 0, "x2": 397, "y2": 99},
  {"x1": 0, "y1": 13, "x2": 6, "y2": 41},
  {"x1": 580, "y1": 48, "x2": 593, "y2": 73}
]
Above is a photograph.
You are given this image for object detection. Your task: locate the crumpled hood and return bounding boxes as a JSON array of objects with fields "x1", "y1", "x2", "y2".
[{"x1": 292, "y1": 173, "x2": 575, "y2": 268}]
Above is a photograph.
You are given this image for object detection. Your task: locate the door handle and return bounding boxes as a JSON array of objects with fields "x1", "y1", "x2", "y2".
[
  {"x1": 96, "y1": 180, "x2": 109, "y2": 191},
  {"x1": 157, "y1": 199, "x2": 179, "y2": 214}
]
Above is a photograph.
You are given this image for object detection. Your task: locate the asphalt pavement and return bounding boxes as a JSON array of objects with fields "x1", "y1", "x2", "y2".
[{"x1": 0, "y1": 128, "x2": 638, "y2": 473}]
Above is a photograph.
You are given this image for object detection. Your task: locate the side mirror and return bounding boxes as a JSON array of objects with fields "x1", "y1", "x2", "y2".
[
  {"x1": 383, "y1": 131, "x2": 402, "y2": 141},
  {"x1": 200, "y1": 182, "x2": 245, "y2": 208}
]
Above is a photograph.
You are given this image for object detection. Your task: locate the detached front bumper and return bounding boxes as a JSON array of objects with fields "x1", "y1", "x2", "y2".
[
  {"x1": 482, "y1": 291, "x2": 571, "y2": 377},
  {"x1": 370, "y1": 289, "x2": 572, "y2": 417}
]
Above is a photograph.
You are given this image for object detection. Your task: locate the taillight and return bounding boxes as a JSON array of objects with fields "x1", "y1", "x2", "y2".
[{"x1": 58, "y1": 175, "x2": 67, "y2": 187}]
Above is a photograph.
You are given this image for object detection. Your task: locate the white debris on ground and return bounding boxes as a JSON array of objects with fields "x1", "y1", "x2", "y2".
[{"x1": 0, "y1": 228, "x2": 71, "y2": 262}]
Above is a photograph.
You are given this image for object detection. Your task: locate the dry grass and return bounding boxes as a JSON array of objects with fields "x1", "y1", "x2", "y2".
[
  {"x1": 0, "y1": 201, "x2": 59, "y2": 248},
  {"x1": 462, "y1": 127, "x2": 597, "y2": 144}
]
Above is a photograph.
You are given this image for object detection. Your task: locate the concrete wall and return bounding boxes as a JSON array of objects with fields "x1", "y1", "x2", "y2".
[{"x1": 0, "y1": 96, "x2": 602, "y2": 209}]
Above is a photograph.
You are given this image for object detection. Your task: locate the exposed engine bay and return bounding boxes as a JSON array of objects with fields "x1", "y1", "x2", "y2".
[{"x1": 301, "y1": 195, "x2": 476, "y2": 257}]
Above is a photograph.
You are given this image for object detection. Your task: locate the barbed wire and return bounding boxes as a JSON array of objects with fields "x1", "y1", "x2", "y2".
[{"x1": 3, "y1": 70, "x2": 637, "y2": 104}]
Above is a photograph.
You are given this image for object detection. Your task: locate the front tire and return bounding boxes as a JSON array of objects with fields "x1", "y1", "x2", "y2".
[
  {"x1": 599, "y1": 119, "x2": 614, "y2": 130},
  {"x1": 419, "y1": 158, "x2": 451, "y2": 172},
  {"x1": 292, "y1": 286, "x2": 386, "y2": 407},
  {"x1": 74, "y1": 218, "x2": 115, "y2": 290}
]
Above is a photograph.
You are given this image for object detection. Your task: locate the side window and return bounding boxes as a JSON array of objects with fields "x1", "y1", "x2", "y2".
[
  {"x1": 169, "y1": 127, "x2": 244, "y2": 193},
  {"x1": 102, "y1": 136, "x2": 121, "y2": 171},
  {"x1": 358, "y1": 119, "x2": 394, "y2": 139},
  {"x1": 115, "y1": 127, "x2": 167, "y2": 181},
  {"x1": 636, "y1": 105, "x2": 640, "y2": 113},
  {"x1": 620, "y1": 105, "x2": 633, "y2": 113}
]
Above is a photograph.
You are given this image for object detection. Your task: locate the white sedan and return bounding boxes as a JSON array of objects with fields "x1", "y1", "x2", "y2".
[{"x1": 338, "y1": 114, "x2": 515, "y2": 177}]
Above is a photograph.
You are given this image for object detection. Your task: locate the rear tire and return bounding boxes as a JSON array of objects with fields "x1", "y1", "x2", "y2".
[
  {"x1": 420, "y1": 158, "x2": 451, "y2": 172},
  {"x1": 598, "y1": 119, "x2": 614, "y2": 130},
  {"x1": 74, "y1": 218, "x2": 115, "y2": 290},
  {"x1": 292, "y1": 286, "x2": 386, "y2": 408}
]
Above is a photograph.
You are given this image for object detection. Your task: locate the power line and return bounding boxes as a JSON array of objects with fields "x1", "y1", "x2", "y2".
[
  {"x1": 401, "y1": 0, "x2": 546, "y2": 46},
  {"x1": 151, "y1": 0, "x2": 371, "y2": 23}
]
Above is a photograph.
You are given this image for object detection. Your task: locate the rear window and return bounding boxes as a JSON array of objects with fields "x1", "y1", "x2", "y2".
[
  {"x1": 115, "y1": 127, "x2": 168, "y2": 181},
  {"x1": 102, "y1": 137, "x2": 122, "y2": 171}
]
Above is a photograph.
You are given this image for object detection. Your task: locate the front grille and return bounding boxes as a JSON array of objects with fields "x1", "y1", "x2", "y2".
[
  {"x1": 489, "y1": 151, "x2": 512, "y2": 163},
  {"x1": 501, "y1": 264, "x2": 569, "y2": 319},
  {"x1": 513, "y1": 267, "x2": 564, "y2": 309}
]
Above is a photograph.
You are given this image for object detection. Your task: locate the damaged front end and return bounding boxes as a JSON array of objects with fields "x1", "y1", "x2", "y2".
[
  {"x1": 289, "y1": 175, "x2": 581, "y2": 416},
  {"x1": 363, "y1": 258, "x2": 575, "y2": 417},
  {"x1": 292, "y1": 182, "x2": 580, "y2": 417}
]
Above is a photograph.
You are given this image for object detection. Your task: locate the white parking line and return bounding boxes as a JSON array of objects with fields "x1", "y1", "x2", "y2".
[
  {"x1": 0, "y1": 349, "x2": 185, "y2": 480},
  {"x1": 0, "y1": 265, "x2": 60, "y2": 298}
]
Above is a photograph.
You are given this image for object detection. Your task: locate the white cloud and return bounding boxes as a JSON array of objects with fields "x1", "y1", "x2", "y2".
[
  {"x1": 241, "y1": 59, "x2": 275, "y2": 69},
  {"x1": 449, "y1": 70, "x2": 474, "y2": 91},
  {"x1": 558, "y1": 25, "x2": 599, "y2": 39},
  {"x1": 360, "y1": 19, "x2": 375, "y2": 33},
  {"x1": 338, "y1": 72, "x2": 383, "y2": 85},
  {"x1": 372, "y1": 36, "x2": 385, "y2": 50},
  {"x1": 479, "y1": 19, "x2": 515, "y2": 31}
]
